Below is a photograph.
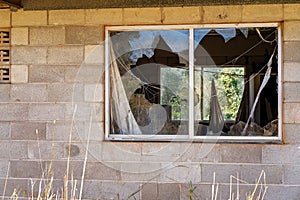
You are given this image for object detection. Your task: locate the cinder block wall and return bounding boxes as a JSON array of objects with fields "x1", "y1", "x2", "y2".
[{"x1": 0, "y1": 4, "x2": 299, "y2": 199}]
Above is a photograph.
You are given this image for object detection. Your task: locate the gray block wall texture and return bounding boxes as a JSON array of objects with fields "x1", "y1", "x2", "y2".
[{"x1": 0, "y1": 4, "x2": 299, "y2": 200}]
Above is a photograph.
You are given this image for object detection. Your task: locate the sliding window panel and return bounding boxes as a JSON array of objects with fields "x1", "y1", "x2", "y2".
[{"x1": 109, "y1": 29, "x2": 190, "y2": 136}]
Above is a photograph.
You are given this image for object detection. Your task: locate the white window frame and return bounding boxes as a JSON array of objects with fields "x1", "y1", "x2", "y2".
[{"x1": 104, "y1": 23, "x2": 282, "y2": 143}]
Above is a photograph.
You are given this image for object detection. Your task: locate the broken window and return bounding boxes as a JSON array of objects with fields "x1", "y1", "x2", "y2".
[{"x1": 105, "y1": 23, "x2": 282, "y2": 142}]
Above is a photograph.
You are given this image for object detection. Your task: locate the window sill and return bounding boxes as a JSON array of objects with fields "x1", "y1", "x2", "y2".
[{"x1": 106, "y1": 134, "x2": 283, "y2": 144}]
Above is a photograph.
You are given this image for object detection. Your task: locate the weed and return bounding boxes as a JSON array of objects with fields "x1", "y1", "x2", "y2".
[{"x1": 188, "y1": 181, "x2": 197, "y2": 200}]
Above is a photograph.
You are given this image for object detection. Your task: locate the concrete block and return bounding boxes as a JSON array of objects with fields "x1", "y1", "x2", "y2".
[
  {"x1": 46, "y1": 121, "x2": 84, "y2": 141},
  {"x1": 66, "y1": 64, "x2": 104, "y2": 83},
  {"x1": 10, "y1": 160, "x2": 45, "y2": 178},
  {"x1": 124, "y1": 7, "x2": 162, "y2": 24},
  {"x1": 84, "y1": 141, "x2": 103, "y2": 161},
  {"x1": 203, "y1": 5, "x2": 242, "y2": 23},
  {"x1": 28, "y1": 141, "x2": 64, "y2": 159},
  {"x1": 85, "y1": 8, "x2": 123, "y2": 25},
  {"x1": 11, "y1": 27, "x2": 28, "y2": 45},
  {"x1": 12, "y1": 10, "x2": 47, "y2": 26},
  {"x1": 28, "y1": 103, "x2": 65, "y2": 121},
  {"x1": 0, "y1": 122, "x2": 10, "y2": 139},
  {"x1": 84, "y1": 84, "x2": 103, "y2": 102},
  {"x1": 284, "y1": 21, "x2": 300, "y2": 41},
  {"x1": 101, "y1": 182, "x2": 140, "y2": 200},
  {"x1": 49, "y1": 160, "x2": 83, "y2": 179},
  {"x1": 284, "y1": 4, "x2": 300, "y2": 20},
  {"x1": 46, "y1": 121, "x2": 103, "y2": 143},
  {"x1": 283, "y1": 62, "x2": 300, "y2": 82},
  {"x1": 11, "y1": 65, "x2": 28, "y2": 83},
  {"x1": 28, "y1": 65, "x2": 64, "y2": 83},
  {"x1": 0, "y1": 141, "x2": 27, "y2": 159},
  {"x1": 284, "y1": 82, "x2": 300, "y2": 102},
  {"x1": 0, "y1": 160, "x2": 9, "y2": 178},
  {"x1": 47, "y1": 45, "x2": 84, "y2": 65},
  {"x1": 102, "y1": 142, "x2": 141, "y2": 162},
  {"x1": 0, "y1": 178, "x2": 28, "y2": 197},
  {"x1": 284, "y1": 124, "x2": 300, "y2": 144},
  {"x1": 141, "y1": 183, "x2": 158, "y2": 200},
  {"x1": 49, "y1": 10, "x2": 85, "y2": 25},
  {"x1": 29, "y1": 26, "x2": 65, "y2": 45},
  {"x1": 121, "y1": 162, "x2": 161, "y2": 181},
  {"x1": 65, "y1": 102, "x2": 104, "y2": 122},
  {"x1": 11, "y1": 122, "x2": 46, "y2": 140},
  {"x1": 85, "y1": 162, "x2": 121, "y2": 181},
  {"x1": 242, "y1": 4, "x2": 283, "y2": 22},
  {"x1": 180, "y1": 143, "x2": 221, "y2": 163},
  {"x1": 266, "y1": 185, "x2": 300, "y2": 200},
  {"x1": 141, "y1": 142, "x2": 182, "y2": 162},
  {"x1": 284, "y1": 165, "x2": 300, "y2": 184},
  {"x1": 284, "y1": 42, "x2": 300, "y2": 62},
  {"x1": 84, "y1": 44, "x2": 104, "y2": 64},
  {"x1": 48, "y1": 83, "x2": 83, "y2": 102},
  {"x1": 162, "y1": 7, "x2": 201, "y2": 24},
  {"x1": 0, "y1": 84, "x2": 10, "y2": 102},
  {"x1": 64, "y1": 103, "x2": 83, "y2": 121},
  {"x1": 11, "y1": 46, "x2": 47, "y2": 64},
  {"x1": 220, "y1": 144, "x2": 262, "y2": 163},
  {"x1": 64, "y1": 66, "x2": 80, "y2": 83},
  {"x1": 240, "y1": 164, "x2": 283, "y2": 184},
  {"x1": 83, "y1": 121, "x2": 104, "y2": 141},
  {"x1": 283, "y1": 103, "x2": 300, "y2": 123},
  {"x1": 0, "y1": 103, "x2": 28, "y2": 121},
  {"x1": 82, "y1": 180, "x2": 103, "y2": 199},
  {"x1": 10, "y1": 141, "x2": 28, "y2": 159},
  {"x1": 94, "y1": 102, "x2": 105, "y2": 123},
  {"x1": 158, "y1": 183, "x2": 180, "y2": 200},
  {"x1": 0, "y1": 9, "x2": 10, "y2": 27},
  {"x1": 201, "y1": 163, "x2": 240, "y2": 183},
  {"x1": 262, "y1": 144, "x2": 300, "y2": 164},
  {"x1": 180, "y1": 183, "x2": 212, "y2": 200},
  {"x1": 159, "y1": 163, "x2": 201, "y2": 184},
  {"x1": 65, "y1": 26, "x2": 101, "y2": 45},
  {"x1": 142, "y1": 142, "x2": 181, "y2": 156},
  {"x1": 63, "y1": 142, "x2": 85, "y2": 159},
  {"x1": 11, "y1": 84, "x2": 47, "y2": 102}
]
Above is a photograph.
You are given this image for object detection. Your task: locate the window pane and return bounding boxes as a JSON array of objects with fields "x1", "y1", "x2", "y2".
[
  {"x1": 107, "y1": 24, "x2": 280, "y2": 140},
  {"x1": 161, "y1": 67, "x2": 189, "y2": 120},
  {"x1": 109, "y1": 30, "x2": 189, "y2": 135},
  {"x1": 194, "y1": 27, "x2": 278, "y2": 137}
]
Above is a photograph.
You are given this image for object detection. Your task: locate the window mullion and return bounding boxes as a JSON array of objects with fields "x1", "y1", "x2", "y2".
[
  {"x1": 104, "y1": 28, "x2": 110, "y2": 140},
  {"x1": 189, "y1": 28, "x2": 194, "y2": 138},
  {"x1": 277, "y1": 24, "x2": 283, "y2": 142}
]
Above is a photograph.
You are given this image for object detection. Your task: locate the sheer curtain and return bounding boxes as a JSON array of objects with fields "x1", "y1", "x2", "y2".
[{"x1": 110, "y1": 45, "x2": 142, "y2": 134}]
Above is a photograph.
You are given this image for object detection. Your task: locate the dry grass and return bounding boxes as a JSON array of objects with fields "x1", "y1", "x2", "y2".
[
  {"x1": 187, "y1": 170, "x2": 268, "y2": 200},
  {"x1": 1, "y1": 105, "x2": 269, "y2": 200}
]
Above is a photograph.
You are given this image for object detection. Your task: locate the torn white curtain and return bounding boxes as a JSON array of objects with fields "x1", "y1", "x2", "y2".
[
  {"x1": 208, "y1": 79, "x2": 225, "y2": 135},
  {"x1": 242, "y1": 47, "x2": 276, "y2": 135},
  {"x1": 110, "y1": 45, "x2": 142, "y2": 134}
]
